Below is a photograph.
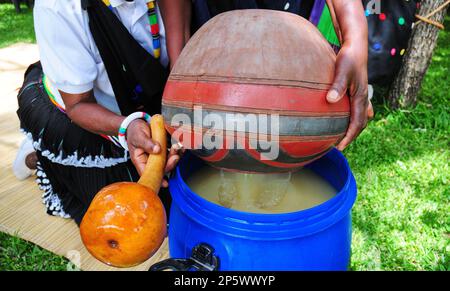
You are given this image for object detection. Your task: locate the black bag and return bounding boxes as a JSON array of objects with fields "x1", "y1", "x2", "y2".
[
  {"x1": 363, "y1": 0, "x2": 419, "y2": 86},
  {"x1": 81, "y1": 0, "x2": 168, "y2": 116}
]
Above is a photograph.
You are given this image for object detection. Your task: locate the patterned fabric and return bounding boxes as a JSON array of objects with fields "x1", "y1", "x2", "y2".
[
  {"x1": 35, "y1": 160, "x2": 70, "y2": 219},
  {"x1": 363, "y1": 0, "x2": 419, "y2": 85}
]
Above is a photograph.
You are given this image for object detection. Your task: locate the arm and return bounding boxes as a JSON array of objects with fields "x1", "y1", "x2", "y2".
[
  {"x1": 62, "y1": 91, "x2": 124, "y2": 136},
  {"x1": 326, "y1": 0, "x2": 372, "y2": 151},
  {"x1": 61, "y1": 91, "x2": 181, "y2": 182},
  {"x1": 159, "y1": 0, "x2": 192, "y2": 69},
  {"x1": 60, "y1": 91, "x2": 160, "y2": 173}
]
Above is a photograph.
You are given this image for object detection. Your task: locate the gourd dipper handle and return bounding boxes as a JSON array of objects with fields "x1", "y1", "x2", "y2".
[{"x1": 137, "y1": 114, "x2": 167, "y2": 194}]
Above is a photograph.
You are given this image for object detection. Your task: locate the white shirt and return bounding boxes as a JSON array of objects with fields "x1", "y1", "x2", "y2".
[{"x1": 34, "y1": 0, "x2": 169, "y2": 114}]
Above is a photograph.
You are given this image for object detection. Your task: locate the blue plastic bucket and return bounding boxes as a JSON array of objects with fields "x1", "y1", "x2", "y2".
[{"x1": 167, "y1": 149, "x2": 357, "y2": 271}]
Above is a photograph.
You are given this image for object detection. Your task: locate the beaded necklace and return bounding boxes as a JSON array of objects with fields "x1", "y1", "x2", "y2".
[{"x1": 102, "y1": 0, "x2": 161, "y2": 59}]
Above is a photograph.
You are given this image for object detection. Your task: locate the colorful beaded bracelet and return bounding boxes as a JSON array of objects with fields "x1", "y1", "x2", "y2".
[{"x1": 118, "y1": 112, "x2": 151, "y2": 151}]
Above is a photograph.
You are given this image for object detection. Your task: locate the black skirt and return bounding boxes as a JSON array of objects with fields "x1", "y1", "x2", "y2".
[{"x1": 16, "y1": 63, "x2": 170, "y2": 225}]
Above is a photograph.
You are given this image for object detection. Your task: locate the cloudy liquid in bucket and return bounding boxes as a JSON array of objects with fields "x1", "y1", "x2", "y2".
[{"x1": 187, "y1": 166, "x2": 337, "y2": 214}]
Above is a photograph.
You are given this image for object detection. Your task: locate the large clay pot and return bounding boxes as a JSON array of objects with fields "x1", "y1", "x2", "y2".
[{"x1": 162, "y1": 10, "x2": 350, "y2": 173}]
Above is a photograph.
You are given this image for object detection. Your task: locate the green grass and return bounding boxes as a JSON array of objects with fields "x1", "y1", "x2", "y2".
[
  {"x1": 0, "y1": 232, "x2": 68, "y2": 271},
  {"x1": 347, "y1": 18, "x2": 450, "y2": 271},
  {"x1": 0, "y1": 10, "x2": 448, "y2": 270},
  {"x1": 0, "y1": 3, "x2": 35, "y2": 48}
]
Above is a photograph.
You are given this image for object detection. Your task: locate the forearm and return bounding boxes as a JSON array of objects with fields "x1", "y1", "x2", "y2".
[
  {"x1": 327, "y1": 1, "x2": 370, "y2": 151},
  {"x1": 66, "y1": 102, "x2": 124, "y2": 136},
  {"x1": 159, "y1": 0, "x2": 191, "y2": 68},
  {"x1": 331, "y1": 0, "x2": 368, "y2": 47},
  {"x1": 60, "y1": 90, "x2": 124, "y2": 136}
]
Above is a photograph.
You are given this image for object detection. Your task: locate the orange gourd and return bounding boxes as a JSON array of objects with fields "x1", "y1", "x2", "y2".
[{"x1": 80, "y1": 115, "x2": 167, "y2": 268}]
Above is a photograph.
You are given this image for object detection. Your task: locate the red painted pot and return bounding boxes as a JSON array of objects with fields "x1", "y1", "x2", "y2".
[{"x1": 162, "y1": 10, "x2": 350, "y2": 173}]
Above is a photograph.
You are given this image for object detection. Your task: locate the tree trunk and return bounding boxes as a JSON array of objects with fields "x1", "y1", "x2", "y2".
[{"x1": 388, "y1": 0, "x2": 448, "y2": 108}]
